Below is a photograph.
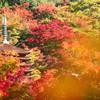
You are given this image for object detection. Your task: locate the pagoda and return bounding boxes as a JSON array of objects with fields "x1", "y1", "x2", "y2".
[{"x1": 0, "y1": 12, "x2": 34, "y2": 77}]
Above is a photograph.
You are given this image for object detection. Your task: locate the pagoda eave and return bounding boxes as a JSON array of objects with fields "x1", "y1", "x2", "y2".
[
  {"x1": 18, "y1": 57, "x2": 33, "y2": 61},
  {"x1": 0, "y1": 44, "x2": 32, "y2": 54}
]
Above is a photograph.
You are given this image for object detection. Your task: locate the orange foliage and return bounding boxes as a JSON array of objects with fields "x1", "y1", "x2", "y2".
[
  {"x1": 60, "y1": 39, "x2": 100, "y2": 73},
  {"x1": 37, "y1": 3, "x2": 57, "y2": 14},
  {"x1": 0, "y1": 51, "x2": 20, "y2": 75},
  {"x1": 0, "y1": 3, "x2": 37, "y2": 31}
]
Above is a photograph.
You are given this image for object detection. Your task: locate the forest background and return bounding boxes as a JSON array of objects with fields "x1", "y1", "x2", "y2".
[{"x1": 0, "y1": 0, "x2": 100, "y2": 100}]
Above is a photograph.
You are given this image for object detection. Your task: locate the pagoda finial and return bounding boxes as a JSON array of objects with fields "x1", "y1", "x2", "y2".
[{"x1": 2, "y1": 11, "x2": 9, "y2": 44}]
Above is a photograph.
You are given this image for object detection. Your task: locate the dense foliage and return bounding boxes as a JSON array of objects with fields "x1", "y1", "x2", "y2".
[
  {"x1": 0, "y1": 1, "x2": 100, "y2": 100},
  {"x1": 67, "y1": 0, "x2": 100, "y2": 18}
]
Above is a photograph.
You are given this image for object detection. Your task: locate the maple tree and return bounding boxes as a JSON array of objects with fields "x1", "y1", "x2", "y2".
[
  {"x1": 26, "y1": 19, "x2": 76, "y2": 57},
  {"x1": 0, "y1": 2, "x2": 100, "y2": 100}
]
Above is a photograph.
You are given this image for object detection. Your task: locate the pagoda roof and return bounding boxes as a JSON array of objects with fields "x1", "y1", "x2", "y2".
[
  {"x1": 0, "y1": 44, "x2": 32, "y2": 54},
  {"x1": 18, "y1": 57, "x2": 33, "y2": 61}
]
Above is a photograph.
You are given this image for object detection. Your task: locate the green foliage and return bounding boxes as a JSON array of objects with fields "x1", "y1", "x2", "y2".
[
  {"x1": 0, "y1": 0, "x2": 20, "y2": 7},
  {"x1": 0, "y1": 0, "x2": 9, "y2": 7},
  {"x1": 67, "y1": 0, "x2": 100, "y2": 18}
]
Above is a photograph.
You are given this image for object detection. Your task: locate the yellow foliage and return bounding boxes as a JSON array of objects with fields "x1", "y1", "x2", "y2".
[
  {"x1": 61, "y1": 38, "x2": 100, "y2": 73},
  {"x1": 0, "y1": 51, "x2": 20, "y2": 75}
]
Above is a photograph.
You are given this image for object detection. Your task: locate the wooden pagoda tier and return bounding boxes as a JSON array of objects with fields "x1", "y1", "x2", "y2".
[
  {"x1": 0, "y1": 43, "x2": 35, "y2": 78},
  {"x1": 0, "y1": 43, "x2": 33, "y2": 66}
]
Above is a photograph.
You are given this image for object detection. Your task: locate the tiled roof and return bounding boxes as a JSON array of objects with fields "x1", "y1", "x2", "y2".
[{"x1": 0, "y1": 44, "x2": 32, "y2": 54}]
